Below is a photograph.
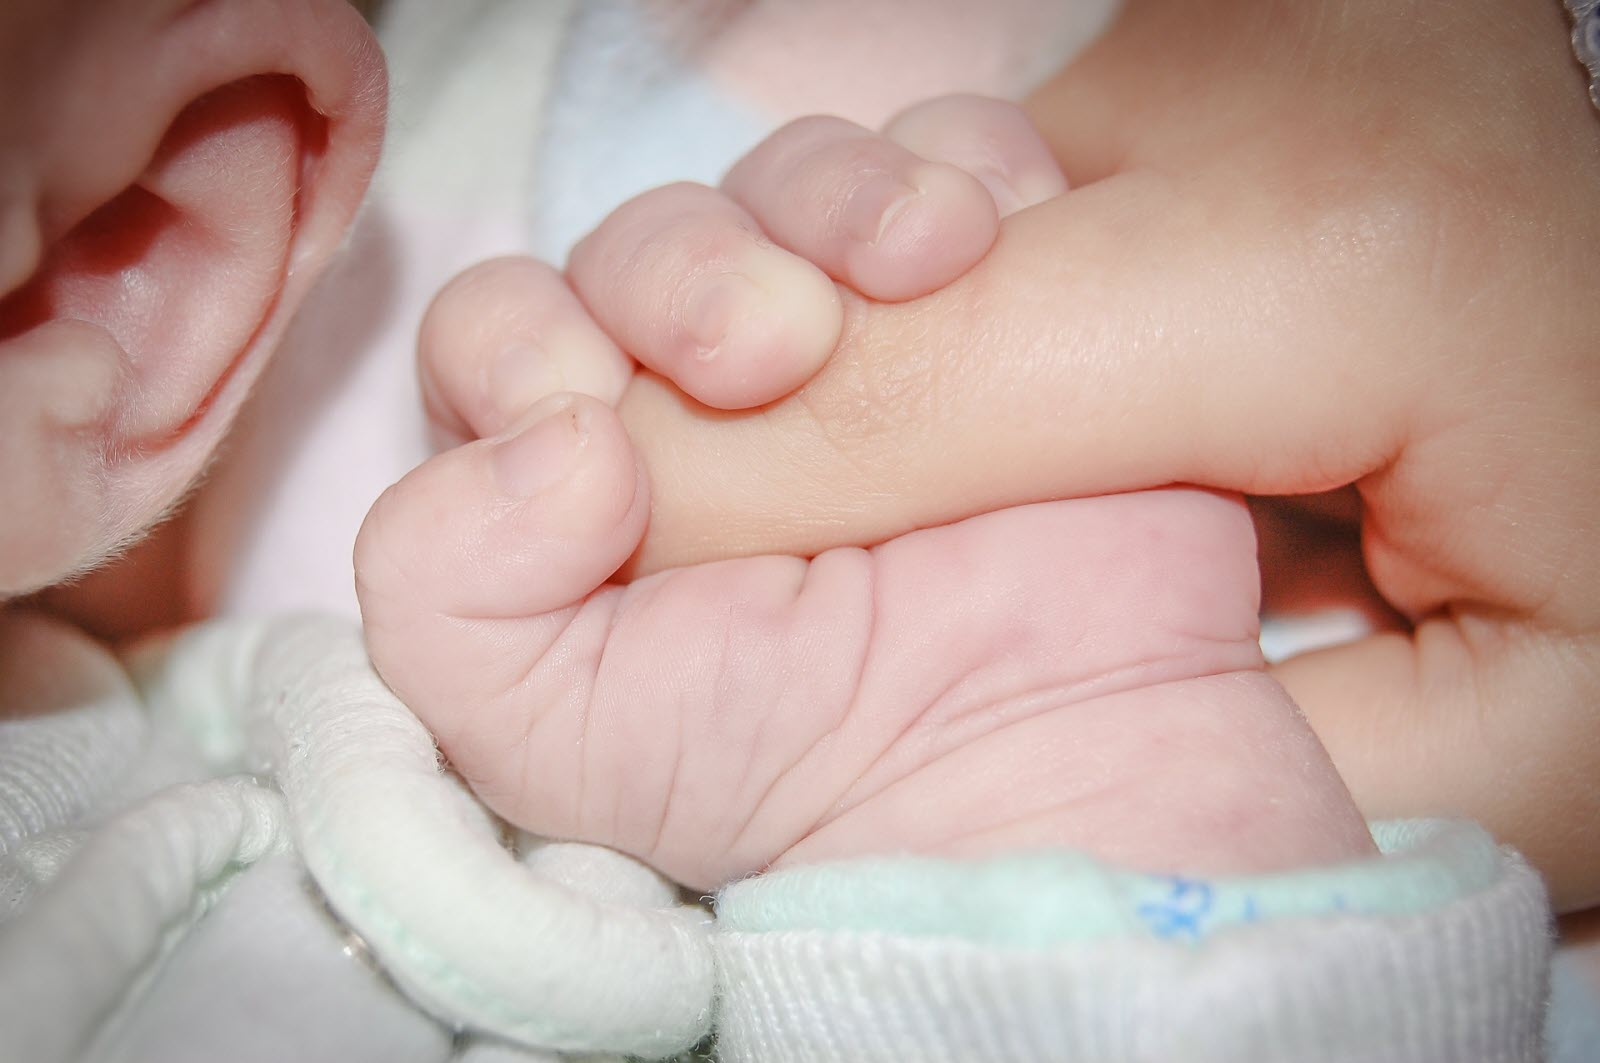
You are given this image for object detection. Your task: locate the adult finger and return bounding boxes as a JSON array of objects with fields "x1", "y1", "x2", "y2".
[{"x1": 615, "y1": 175, "x2": 1415, "y2": 576}]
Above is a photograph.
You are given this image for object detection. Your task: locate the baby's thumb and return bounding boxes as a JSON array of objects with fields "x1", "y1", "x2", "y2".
[{"x1": 355, "y1": 393, "x2": 648, "y2": 714}]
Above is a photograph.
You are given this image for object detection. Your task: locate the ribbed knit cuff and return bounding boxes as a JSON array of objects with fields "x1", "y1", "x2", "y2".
[{"x1": 712, "y1": 821, "x2": 1552, "y2": 1062}]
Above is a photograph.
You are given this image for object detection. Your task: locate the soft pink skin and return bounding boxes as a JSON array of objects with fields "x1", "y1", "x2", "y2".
[{"x1": 357, "y1": 395, "x2": 1374, "y2": 893}]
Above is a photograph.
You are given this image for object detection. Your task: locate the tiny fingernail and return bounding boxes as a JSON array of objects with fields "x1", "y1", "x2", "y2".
[
  {"x1": 687, "y1": 272, "x2": 758, "y2": 359},
  {"x1": 845, "y1": 174, "x2": 919, "y2": 247},
  {"x1": 490, "y1": 395, "x2": 584, "y2": 497}
]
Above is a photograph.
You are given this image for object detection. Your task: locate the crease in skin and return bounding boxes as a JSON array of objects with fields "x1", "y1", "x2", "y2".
[
  {"x1": 844, "y1": 645, "x2": 980, "y2": 792},
  {"x1": 718, "y1": 601, "x2": 770, "y2": 825},
  {"x1": 695, "y1": 597, "x2": 749, "y2": 842},
  {"x1": 709, "y1": 516, "x2": 1262, "y2": 880},
  {"x1": 556, "y1": 596, "x2": 624, "y2": 843},
  {"x1": 822, "y1": 649, "x2": 1269, "y2": 845},
  {"x1": 812, "y1": 725, "x2": 1182, "y2": 864},
  {"x1": 664, "y1": 558, "x2": 823, "y2": 860},
  {"x1": 782, "y1": 669, "x2": 1367, "y2": 878},
  {"x1": 587, "y1": 575, "x2": 690, "y2": 852},
  {"x1": 646, "y1": 699, "x2": 685, "y2": 863},
  {"x1": 1442, "y1": 609, "x2": 1519, "y2": 746},
  {"x1": 576, "y1": 557, "x2": 787, "y2": 870},
  {"x1": 506, "y1": 607, "x2": 588, "y2": 831},
  {"x1": 718, "y1": 548, "x2": 877, "y2": 869}
]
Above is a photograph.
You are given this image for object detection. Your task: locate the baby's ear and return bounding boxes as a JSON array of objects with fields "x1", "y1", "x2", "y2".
[
  {"x1": 5, "y1": 77, "x2": 330, "y2": 441},
  {"x1": 0, "y1": 1, "x2": 385, "y2": 595}
]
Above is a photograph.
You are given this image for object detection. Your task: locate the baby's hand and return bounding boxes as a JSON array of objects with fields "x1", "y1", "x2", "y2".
[
  {"x1": 356, "y1": 393, "x2": 1370, "y2": 891},
  {"x1": 418, "y1": 96, "x2": 1061, "y2": 441}
]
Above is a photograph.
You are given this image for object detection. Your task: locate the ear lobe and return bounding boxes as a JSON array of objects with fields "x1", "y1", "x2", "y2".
[{"x1": 0, "y1": 75, "x2": 320, "y2": 448}]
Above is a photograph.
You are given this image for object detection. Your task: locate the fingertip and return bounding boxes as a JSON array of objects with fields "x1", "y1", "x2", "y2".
[
  {"x1": 884, "y1": 94, "x2": 1068, "y2": 218},
  {"x1": 356, "y1": 392, "x2": 648, "y2": 627},
  {"x1": 484, "y1": 393, "x2": 648, "y2": 576},
  {"x1": 679, "y1": 251, "x2": 844, "y2": 409},
  {"x1": 723, "y1": 114, "x2": 999, "y2": 303},
  {"x1": 846, "y1": 160, "x2": 998, "y2": 302},
  {"x1": 486, "y1": 392, "x2": 591, "y2": 499}
]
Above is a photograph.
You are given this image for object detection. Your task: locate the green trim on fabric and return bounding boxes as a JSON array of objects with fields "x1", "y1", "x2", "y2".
[{"x1": 715, "y1": 819, "x2": 1505, "y2": 947}]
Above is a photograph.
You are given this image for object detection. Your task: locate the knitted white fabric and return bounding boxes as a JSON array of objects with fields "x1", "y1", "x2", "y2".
[
  {"x1": 137, "y1": 616, "x2": 715, "y2": 1058},
  {"x1": 713, "y1": 851, "x2": 1548, "y2": 1056},
  {"x1": 711, "y1": 835, "x2": 1551, "y2": 1062},
  {"x1": 0, "y1": 778, "x2": 288, "y2": 1063},
  {"x1": 0, "y1": 614, "x2": 145, "y2": 873},
  {"x1": 0, "y1": 828, "x2": 84, "y2": 925}
]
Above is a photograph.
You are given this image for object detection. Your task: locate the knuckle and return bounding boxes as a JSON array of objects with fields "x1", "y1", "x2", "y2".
[
  {"x1": 886, "y1": 94, "x2": 1036, "y2": 168},
  {"x1": 804, "y1": 133, "x2": 894, "y2": 191},
  {"x1": 765, "y1": 114, "x2": 862, "y2": 154},
  {"x1": 607, "y1": 194, "x2": 752, "y2": 280},
  {"x1": 747, "y1": 116, "x2": 884, "y2": 202},
  {"x1": 422, "y1": 256, "x2": 560, "y2": 355},
  {"x1": 606, "y1": 181, "x2": 716, "y2": 232},
  {"x1": 900, "y1": 92, "x2": 1018, "y2": 131},
  {"x1": 578, "y1": 183, "x2": 711, "y2": 264}
]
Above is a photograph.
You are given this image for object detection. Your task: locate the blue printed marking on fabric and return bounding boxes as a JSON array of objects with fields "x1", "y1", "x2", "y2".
[{"x1": 1136, "y1": 876, "x2": 1216, "y2": 941}]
